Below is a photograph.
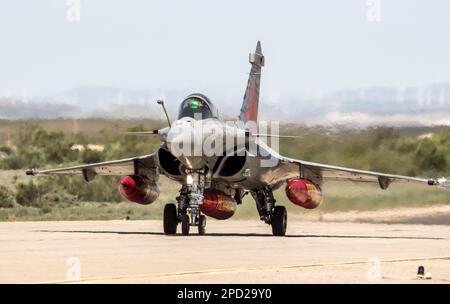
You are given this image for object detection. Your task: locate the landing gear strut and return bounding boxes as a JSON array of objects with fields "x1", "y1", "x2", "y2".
[
  {"x1": 252, "y1": 186, "x2": 287, "y2": 236},
  {"x1": 163, "y1": 170, "x2": 207, "y2": 236}
]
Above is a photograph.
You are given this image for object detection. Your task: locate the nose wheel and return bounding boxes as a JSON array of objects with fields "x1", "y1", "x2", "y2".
[
  {"x1": 181, "y1": 214, "x2": 190, "y2": 235},
  {"x1": 180, "y1": 211, "x2": 206, "y2": 236},
  {"x1": 198, "y1": 215, "x2": 206, "y2": 235}
]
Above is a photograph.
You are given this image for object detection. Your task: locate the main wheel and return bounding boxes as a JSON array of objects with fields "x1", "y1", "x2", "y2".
[
  {"x1": 163, "y1": 203, "x2": 178, "y2": 235},
  {"x1": 181, "y1": 214, "x2": 190, "y2": 236},
  {"x1": 271, "y1": 206, "x2": 287, "y2": 236},
  {"x1": 198, "y1": 215, "x2": 206, "y2": 235}
]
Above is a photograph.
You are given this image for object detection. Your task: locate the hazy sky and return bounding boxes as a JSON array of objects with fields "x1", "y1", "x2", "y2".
[{"x1": 1, "y1": 0, "x2": 450, "y2": 100}]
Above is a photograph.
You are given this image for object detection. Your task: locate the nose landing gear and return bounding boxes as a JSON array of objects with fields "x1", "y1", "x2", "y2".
[
  {"x1": 163, "y1": 170, "x2": 207, "y2": 236},
  {"x1": 163, "y1": 203, "x2": 207, "y2": 236}
]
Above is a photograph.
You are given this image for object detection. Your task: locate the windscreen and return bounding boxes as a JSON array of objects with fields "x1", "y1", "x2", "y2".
[{"x1": 177, "y1": 97, "x2": 213, "y2": 120}]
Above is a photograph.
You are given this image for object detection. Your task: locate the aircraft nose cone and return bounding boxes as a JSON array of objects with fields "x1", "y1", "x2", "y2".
[{"x1": 166, "y1": 119, "x2": 206, "y2": 169}]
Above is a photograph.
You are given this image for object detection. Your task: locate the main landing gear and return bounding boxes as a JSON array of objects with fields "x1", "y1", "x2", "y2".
[
  {"x1": 271, "y1": 206, "x2": 287, "y2": 236},
  {"x1": 163, "y1": 203, "x2": 178, "y2": 235},
  {"x1": 163, "y1": 170, "x2": 207, "y2": 236},
  {"x1": 252, "y1": 186, "x2": 287, "y2": 236}
]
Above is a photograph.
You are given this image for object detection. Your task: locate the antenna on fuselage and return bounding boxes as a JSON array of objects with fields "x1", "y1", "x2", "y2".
[
  {"x1": 157, "y1": 99, "x2": 172, "y2": 128},
  {"x1": 122, "y1": 99, "x2": 171, "y2": 140}
]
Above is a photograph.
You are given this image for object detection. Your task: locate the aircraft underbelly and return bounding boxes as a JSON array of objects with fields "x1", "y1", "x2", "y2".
[{"x1": 211, "y1": 154, "x2": 293, "y2": 191}]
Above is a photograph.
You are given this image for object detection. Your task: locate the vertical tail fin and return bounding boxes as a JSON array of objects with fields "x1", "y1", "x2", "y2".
[{"x1": 239, "y1": 41, "x2": 264, "y2": 123}]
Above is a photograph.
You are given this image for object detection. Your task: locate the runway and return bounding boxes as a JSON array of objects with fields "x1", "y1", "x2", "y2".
[{"x1": 1, "y1": 219, "x2": 449, "y2": 283}]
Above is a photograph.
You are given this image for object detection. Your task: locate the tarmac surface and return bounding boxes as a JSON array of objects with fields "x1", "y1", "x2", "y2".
[{"x1": 1, "y1": 219, "x2": 449, "y2": 283}]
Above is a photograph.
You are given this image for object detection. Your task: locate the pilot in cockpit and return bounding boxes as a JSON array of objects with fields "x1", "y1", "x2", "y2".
[{"x1": 177, "y1": 94, "x2": 218, "y2": 120}]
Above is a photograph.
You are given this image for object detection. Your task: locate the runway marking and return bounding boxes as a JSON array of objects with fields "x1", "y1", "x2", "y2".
[{"x1": 33, "y1": 255, "x2": 450, "y2": 284}]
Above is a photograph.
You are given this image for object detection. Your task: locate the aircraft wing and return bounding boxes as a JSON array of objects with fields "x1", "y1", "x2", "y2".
[
  {"x1": 278, "y1": 156, "x2": 447, "y2": 190},
  {"x1": 25, "y1": 154, "x2": 158, "y2": 182}
]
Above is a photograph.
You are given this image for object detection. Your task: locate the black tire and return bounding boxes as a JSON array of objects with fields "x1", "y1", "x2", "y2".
[
  {"x1": 181, "y1": 214, "x2": 190, "y2": 236},
  {"x1": 163, "y1": 204, "x2": 178, "y2": 235},
  {"x1": 271, "y1": 206, "x2": 287, "y2": 236},
  {"x1": 198, "y1": 215, "x2": 206, "y2": 235}
]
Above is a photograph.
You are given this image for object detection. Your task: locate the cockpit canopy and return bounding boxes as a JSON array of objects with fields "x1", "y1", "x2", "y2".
[{"x1": 177, "y1": 94, "x2": 218, "y2": 120}]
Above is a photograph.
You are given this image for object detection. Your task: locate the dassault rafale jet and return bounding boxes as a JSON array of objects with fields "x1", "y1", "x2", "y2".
[{"x1": 26, "y1": 42, "x2": 447, "y2": 236}]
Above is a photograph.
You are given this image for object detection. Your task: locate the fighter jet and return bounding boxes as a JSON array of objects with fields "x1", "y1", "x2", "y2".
[{"x1": 26, "y1": 41, "x2": 447, "y2": 236}]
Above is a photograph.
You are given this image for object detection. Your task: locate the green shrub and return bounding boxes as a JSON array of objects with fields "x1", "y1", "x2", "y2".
[
  {"x1": 415, "y1": 139, "x2": 447, "y2": 172},
  {"x1": 0, "y1": 145, "x2": 12, "y2": 154},
  {"x1": 81, "y1": 149, "x2": 105, "y2": 164},
  {"x1": 15, "y1": 181, "x2": 41, "y2": 207},
  {"x1": 40, "y1": 204, "x2": 52, "y2": 214},
  {"x1": 0, "y1": 185, "x2": 15, "y2": 208}
]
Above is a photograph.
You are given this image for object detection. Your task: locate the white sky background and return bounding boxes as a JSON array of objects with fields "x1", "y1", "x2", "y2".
[{"x1": 1, "y1": 0, "x2": 449, "y2": 104}]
